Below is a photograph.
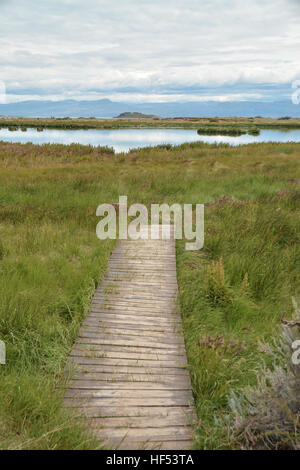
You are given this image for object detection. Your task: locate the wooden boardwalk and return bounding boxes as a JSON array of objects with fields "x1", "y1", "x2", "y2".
[{"x1": 65, "y1": 225, "x2": 195, "y2": 450}]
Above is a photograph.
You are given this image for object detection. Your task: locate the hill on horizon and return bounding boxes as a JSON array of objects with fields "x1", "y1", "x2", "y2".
[
  {"x1": 1, "y1": 98, "x2": 300, "y2": 118},
  {"x1": 115, "y1": 112, "x2": 159, "y2": 119}
]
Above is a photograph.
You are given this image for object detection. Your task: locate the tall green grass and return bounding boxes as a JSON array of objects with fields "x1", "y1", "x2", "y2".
[{"x1": 177, "y1": 191, "x2": 299, "y2": 448}]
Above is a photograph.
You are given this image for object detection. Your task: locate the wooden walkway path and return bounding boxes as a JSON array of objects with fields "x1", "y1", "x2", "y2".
[{"x1": 65, "y1": 225, "x2": 195, "y2": 450}]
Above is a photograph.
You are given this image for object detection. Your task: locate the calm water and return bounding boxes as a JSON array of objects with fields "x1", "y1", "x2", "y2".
[{"x1": 1, "y1": 127, "x2": 300, "y2": 153}]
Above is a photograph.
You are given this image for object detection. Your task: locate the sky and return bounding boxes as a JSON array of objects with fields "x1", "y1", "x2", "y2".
[{"x1": 1, "y1": 0, "x2": 300, "y2": 103}]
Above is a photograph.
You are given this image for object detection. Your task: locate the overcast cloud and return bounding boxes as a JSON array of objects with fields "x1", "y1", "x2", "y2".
[{"x1": 1, "y1": 0, "x2": 300, "y2": 102}]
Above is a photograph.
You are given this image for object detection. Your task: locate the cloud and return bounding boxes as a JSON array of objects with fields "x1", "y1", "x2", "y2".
[{"x1": 1, "y1": 0, "x2": 300, "y2": 102}]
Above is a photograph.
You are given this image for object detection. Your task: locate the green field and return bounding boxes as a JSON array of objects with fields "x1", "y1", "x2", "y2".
[{"x1": 0, "y1": 138, "x2": 299, "y2": 449}]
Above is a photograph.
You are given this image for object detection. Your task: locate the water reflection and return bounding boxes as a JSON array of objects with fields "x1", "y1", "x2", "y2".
[{"x1": 0, "y1": 127, "x2": 300, "y2": 152}]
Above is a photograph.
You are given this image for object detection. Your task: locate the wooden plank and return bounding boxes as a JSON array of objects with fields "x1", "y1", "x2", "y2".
[
  {"x1": 81, "y1": 325, "x2": 182, "y2": 338},
  {"x1": 107, "y1": 264, "x2": 177, "y2": 270},
  {"x1": 105, "y1": 278, "x2": 178, "y2": 287},
  {"x1": 76, "y1": 336, "x2": 185, "y2": 351},
  {"x1": 93, "y1": 426, "x2": 193, "y2": 440},
  {"x1": 93, "y1": 296, "x2": 176, "y2": 305},
  {"x1": 78, "y1": 329, "x2": 185, "y2": 345},
  {"x1": 105, "y1": 271, "x2": 177, "y2": 277},
  {"x1": 78, "y1": 328, "x2": 184, "y2": 349},
  {"x1": 82, "y1": 319, "x2": 178, "y2": 332},
  {"x1": 105, "y1": 271, "x2": 177, "y2": 278},
  {"x1": 68, "y1": 364, "x2": 189, "y2": 376},
  {"x1": 65, "y1": 397, "x2": 193, "y2": 408},
  {"x1": 96, "y1": 295, "x2": 176, "y2": 301},
  {"x1": 80, "y1": 326, "x2": 181, "y2": 338},
  {"x1": 111, "y1": 440, "x2": 192, "y2": 450},
  {"x1": 73, "y1": 344, "x2": 186, "y2": 360},
  {"x1": 70, "y1": 374, "x2": 191, "y2": 386},
  {"x1": 67, "y1": 380, "x2": 191, "y2": 391},
  {"x1": 98, "y1": 289, "x2": 177, "y2": 298},
  {"x1": 82, "y1": 314, "x2": 181, "y2": 325},
  {"x1": 75, "y1": 406, "x2": 194, "y2": 418},
  {"x1": 104, "y1": 277, "x2": 178, "y2": 287},
  {"x1": 91, "y1": 298, "x2": 178, "y2": 308},
  {"x1": 65, "y1": 389, "x2": 193, "y2": 399},
  {"x1": 100, "y1": 287, "x2": 178, "y2": 295},
  {"x1": 99, "y1": 287, "x2": 177, "y2": 295},
  {"x1": 86, "y1": 312, "x2": 182, "y2": 323},
  {"x1": 89, "y1": 415, "x2": 193, "y2": 428},
  {"x1": 89, "y1": 308, "x2": 179, "y2": 318},
  {"x1": 92, "y1": 298, "x2": 178, "y2": 306},
  {"x1": 95, "y1": 292, "x2": 177, "y2": 300},
  {"x1": 108, "y1": 263, "x2": 176, "y2": 269},
  {"x1": 88, "y1": 310, "x2": 181, "y2": 320},
  {"x1": 70, "y1": 347, "x2": 187, "y2": 362},
  {"x1": 101, "y1": 284, "x2": 178, "y2": 294},
  {"x1": 68, "y1": 356, "x2": 187, "y2": 369}
]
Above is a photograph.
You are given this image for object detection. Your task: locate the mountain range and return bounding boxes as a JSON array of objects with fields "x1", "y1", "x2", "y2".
[{"x1": 1, "y1": 99, "x2": 300, "y2": 118}]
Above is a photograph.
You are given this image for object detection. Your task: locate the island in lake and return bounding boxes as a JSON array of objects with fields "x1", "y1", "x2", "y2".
[{"x1": 115, "y1": 112, "x2": 160, "y2": 119}]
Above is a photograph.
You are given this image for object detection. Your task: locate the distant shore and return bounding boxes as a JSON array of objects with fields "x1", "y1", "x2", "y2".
[{"x1": 1, "y1": 116, "x2": 300, "y2": 131}]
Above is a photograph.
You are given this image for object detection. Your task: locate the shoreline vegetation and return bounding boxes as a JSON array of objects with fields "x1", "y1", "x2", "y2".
[
  {"x1": 197, "y1": 126, "x2": 260, "y2": 136},
  {"x1": 0, "y1": 138, "x2": 299, "y2": 449},
  {"x1": 1, "y1": 116, "x2": 300, "y2": 132}
]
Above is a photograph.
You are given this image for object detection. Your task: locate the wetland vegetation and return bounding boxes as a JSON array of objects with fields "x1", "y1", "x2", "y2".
[{"x1": 0, "y1": 138, "x2": 299, "y2": 448}]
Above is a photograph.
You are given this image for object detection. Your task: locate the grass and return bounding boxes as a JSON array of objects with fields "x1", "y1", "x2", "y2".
[
  {"x1": 1, "y1": 116, "x2": 300, "y2": 131},
  {"x1": 177, "y1": 192, "x2": 299, "y2": 448},
  {"x1": 197, "y1": 126, "x2": 260, "y2": 136},
  {"x1": 228, "y1": 298, "x2": 300, "y2": 449},
  {"x1": 0, "y1": 139, "x2": 299, "y2": 449}
]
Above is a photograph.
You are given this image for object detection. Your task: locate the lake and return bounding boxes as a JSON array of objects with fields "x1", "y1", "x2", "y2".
[{"x1": 1, "y1": 127, "x2": 300, "y2": 153}]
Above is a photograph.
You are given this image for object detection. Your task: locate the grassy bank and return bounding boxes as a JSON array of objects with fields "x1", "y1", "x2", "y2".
[
  {"x1": 1, "y1": 116, "x2": 300, "y2": 131},
  {"x1": 0, "y1": 140, "x2": 299, "y2": 449}
]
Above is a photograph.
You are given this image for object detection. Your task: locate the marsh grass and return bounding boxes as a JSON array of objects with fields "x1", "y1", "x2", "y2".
[
  {"x1": 177, "y1": 191, "x2": 299, "y2": 448},
  {"x1": 197, "y1": 126, "x2": 260, "y2": 136},
  {"x1": 0, "y1": 139, "x2": 299, "y2": 449},
  {"x1": 228, "y1": 298, "x2": 300, "y2": 449},
  {"x1": 1, "y1": 116, "x2": 300, "y2": 131}
]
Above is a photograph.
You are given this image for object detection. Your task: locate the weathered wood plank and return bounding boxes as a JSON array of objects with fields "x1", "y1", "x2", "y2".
[
  {"x1": 77, "y1": 405, "x2": 194, "y2": 418},
  {"x1": 93, "y1": 426, "x2": 193, "y2": 440},
  {"x1": 68, "y1": 355, "x2": 187, "y2": 368},
  {"x1": 80, "y1": 325, "x2": 182, "y2": 339},
  {"x1": 77, "y1": 324, "x2": 180, "y2": 336},
  {"x1": 89, "y1": 415, "x2": 194, "y2": 428},
  {"x1": 86, "y1": 312, "x2": 182, "y2": 323},
  {"x1": 72, "y1": 343, "x2": 187, "y2": 358},
  {"x1": 71, "y1": 373, "x2": 191, "y2": 385},
  {"x1": 65, "y1": 397, "x2": 193, "y2": 407},
  {"x1": 78, "y1": 330, "x2": 185, "y2": 345},
  {"x1": 67, "y1": 380, "x2": 191, "y2": 391},
  {"x1": 88, "y1": 310, "x2": 181, "y2": 320},
  {"x1": 82, "y1": 320, "x2": 179, "y2": 332},
  {"x1": 76, "y1": 336, "x2": 186, "y2": 351},
  {"x1": 93, "y1": 297, "x2": 176, "y2": 306},
  {"x1": 65, "y1": 389, "x2": 193, "y2": 399},
  {"x1": 70, "y1": 347, "x2": 187, "y2": 362},
  {"x1": 113, "y1": 440, "x2": 192, "y2": 450},
  {"x1": 68, "y1": 364, "x2": 189, "y2": 376}
]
